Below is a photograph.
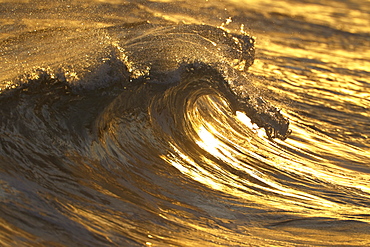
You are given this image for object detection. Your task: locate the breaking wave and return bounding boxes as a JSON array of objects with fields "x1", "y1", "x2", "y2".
[{"x1": 1, "y1": 21, "x2": 370, "y2": 246}]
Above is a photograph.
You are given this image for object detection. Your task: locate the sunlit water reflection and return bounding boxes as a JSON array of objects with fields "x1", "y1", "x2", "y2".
[{"x1": 1, "y1": 0, "x2": 370, "y2": 246}]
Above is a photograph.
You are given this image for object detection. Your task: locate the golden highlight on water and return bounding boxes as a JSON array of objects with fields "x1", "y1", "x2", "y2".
[{"x1": 0, "y1": 0, "x2": 369, "y2": 246}]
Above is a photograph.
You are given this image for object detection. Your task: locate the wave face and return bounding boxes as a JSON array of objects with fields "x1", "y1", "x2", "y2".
[{"x1": 1, "y1": 0, "x2": 370, "y2": 246}]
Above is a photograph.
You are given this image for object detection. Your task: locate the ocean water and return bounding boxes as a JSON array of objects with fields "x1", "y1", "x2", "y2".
[{"x1": 1, "y1": 0, "x2": 369, "y2": 246}]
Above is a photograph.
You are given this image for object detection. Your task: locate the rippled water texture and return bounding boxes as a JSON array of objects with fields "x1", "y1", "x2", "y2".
[{"x1": 1, "y1": 0, "x2": 370, "y2": 246}]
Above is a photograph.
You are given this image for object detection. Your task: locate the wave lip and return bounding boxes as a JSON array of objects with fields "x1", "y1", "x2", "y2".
[{"x1": 109, "y1": 23, "x2": 291, "y2": 140}]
